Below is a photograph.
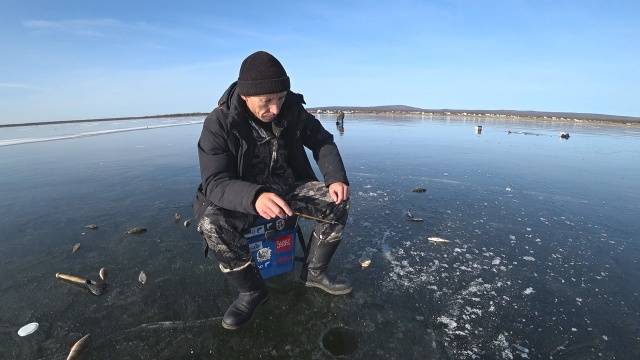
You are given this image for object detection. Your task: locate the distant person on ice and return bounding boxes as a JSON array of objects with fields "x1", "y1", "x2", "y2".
[
  {"x1": 336, "y1": 110, "x2": 345, "y2": 125},
  {"x1": 193, "y1": 51, "x2": 351, "y2": 330}
]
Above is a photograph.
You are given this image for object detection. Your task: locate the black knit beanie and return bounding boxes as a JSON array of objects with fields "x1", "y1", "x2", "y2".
[{"x1": 237, "y1": 51, "x2": 290, "y2": 96}]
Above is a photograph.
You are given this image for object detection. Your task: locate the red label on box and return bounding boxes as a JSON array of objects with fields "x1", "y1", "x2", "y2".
[{"x1": 275, "y1": 234, "x2": 292, "y2": 253}]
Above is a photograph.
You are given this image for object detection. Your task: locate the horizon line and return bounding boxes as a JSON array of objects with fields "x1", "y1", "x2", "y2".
[{"x1": 2, "y1": 106, "x2": 639, "y2": 128}]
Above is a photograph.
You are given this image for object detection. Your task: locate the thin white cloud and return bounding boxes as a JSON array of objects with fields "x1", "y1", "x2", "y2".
[
  {"x1": 23, "y1": 18, "x2": 199, "y2": 39},
  {"x1": 22, "y1": 18, "x2": 124, "y2": 37},
  {"x1": 23, "y1": 19, "x2": 123, "y2": 29},
  {"x1": 0, "y1": 83, "x2": 43, "y2": 91}
]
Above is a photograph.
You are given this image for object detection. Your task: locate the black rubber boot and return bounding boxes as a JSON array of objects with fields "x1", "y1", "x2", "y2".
[
  {"x1": 301, "y1": 239, "x2": 352, "y2": 295},
  {"x1": 221, "y1": 263, "x2": 269, "y2": 330}
]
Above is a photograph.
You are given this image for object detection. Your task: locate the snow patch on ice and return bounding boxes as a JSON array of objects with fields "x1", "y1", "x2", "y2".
[{"x1": 523, "y1": 287, "x2": 535, "y2": 295}]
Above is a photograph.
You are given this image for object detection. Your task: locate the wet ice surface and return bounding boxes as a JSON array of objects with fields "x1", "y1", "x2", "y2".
[{"x1": 1, "y1": 114, "x2": 639, "y2": 359}]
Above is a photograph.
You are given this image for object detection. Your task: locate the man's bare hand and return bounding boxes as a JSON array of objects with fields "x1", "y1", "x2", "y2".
[
  {"x1": 255, "y1": 192, "x2": 293, "y2": 219},
  {"x1": 328, "y1": 182, "x2": 349, "y2": 204}
]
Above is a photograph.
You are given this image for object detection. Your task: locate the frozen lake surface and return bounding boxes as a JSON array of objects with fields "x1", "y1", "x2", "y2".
[{"x1": 1, "y1": 114, "x2": 639, "y2": 359}]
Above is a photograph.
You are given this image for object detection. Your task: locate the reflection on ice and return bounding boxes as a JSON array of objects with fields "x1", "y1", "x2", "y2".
[{"x1": 0, "y1": 120, "x2": 203, "y2": 147}]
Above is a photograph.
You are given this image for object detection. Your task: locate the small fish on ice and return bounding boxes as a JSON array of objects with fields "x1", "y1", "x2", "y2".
[
  {"x1": 138, "y1": 271, "x2": 147, "y2": 285},
  {"x1": 406, "y1": 209, "x2": 424, "y2": 222},
  {"x1": 428, "y1": 237, "x2": 450, "y2": 244}
]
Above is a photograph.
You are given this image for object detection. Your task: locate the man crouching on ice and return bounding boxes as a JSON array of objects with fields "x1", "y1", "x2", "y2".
[{"x1": 193, "y1": 51, "x2": 351, "y2": 330}]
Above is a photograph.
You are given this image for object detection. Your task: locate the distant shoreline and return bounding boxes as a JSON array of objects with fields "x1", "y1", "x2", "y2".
[
  {"x1": 2, "y1": 107, "x2": 639, "y2": 128},
  {"x1": 309, "y1": 106, "x2": 640, "y2": 125}
]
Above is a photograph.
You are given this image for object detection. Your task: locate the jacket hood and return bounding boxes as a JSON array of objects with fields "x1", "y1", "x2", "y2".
[
  {"x1": 217, "y1": 81, "x2": 256, "y2": 132},
  {"x1": 217, "y1": 81, "x2": 239, "y2": 111}
]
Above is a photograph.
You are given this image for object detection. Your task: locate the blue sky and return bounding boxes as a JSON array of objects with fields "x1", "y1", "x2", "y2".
[{"x1": 1, "y1": 0, "x2": 639, "y2": 123}]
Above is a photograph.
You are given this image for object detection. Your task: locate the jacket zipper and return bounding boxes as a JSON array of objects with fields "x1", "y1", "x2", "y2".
[
  {"x1": 269, "y1": 139, "x2": 277, "y2": 176},
  {"x1": 270, "y1": 124, "x2": 283, "y2": 176},
  {"x1": 233, "y1": 130, "x2": 246, "y2": 177}
]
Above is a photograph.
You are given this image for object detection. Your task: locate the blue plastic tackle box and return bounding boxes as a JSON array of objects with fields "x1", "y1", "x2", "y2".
[{"x1": 245, "y1": 216, "x2": 298, "y2": 279}]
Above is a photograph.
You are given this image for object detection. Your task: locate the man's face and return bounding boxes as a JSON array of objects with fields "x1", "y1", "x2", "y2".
[{"x1": 241, "y1": 91, "x2": 287, "y2": 123}]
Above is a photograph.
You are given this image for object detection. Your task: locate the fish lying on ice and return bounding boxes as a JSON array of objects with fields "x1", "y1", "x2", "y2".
[
  {"x1": 427, "y1": 237, "x2": 450, "y2": 244},
  {"x1": 66, "y1": 333, "x2": 90, "y2": 360},
  {"x1": 98, "y1": 267, "x2": 107, "y2": 281},
  {"x1": 406, "y1": 209, "x2": 424, "y2": 222},
  {"x1": 126, "y1": 227, "x2": 147, "y2": 235}
]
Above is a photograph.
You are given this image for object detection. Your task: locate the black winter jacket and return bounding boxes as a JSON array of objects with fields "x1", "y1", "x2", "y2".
[{"x1": 193, "y1": 82, "x2": 349, "y2": 220}]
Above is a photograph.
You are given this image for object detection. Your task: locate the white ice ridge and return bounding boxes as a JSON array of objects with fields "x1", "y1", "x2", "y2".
[{"x1": 0, "y1": 120, "x2": 203, "y2": 147}]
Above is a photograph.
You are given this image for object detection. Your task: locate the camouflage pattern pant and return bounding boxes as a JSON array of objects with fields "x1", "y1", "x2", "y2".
[{"x1": 197, "y1": 181, "x2": 350, "y2": 270}]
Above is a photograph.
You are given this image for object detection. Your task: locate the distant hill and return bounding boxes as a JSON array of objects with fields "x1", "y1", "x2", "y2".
[{"x1": 308, "y1": 106, "x2": 640, "y2": 124}]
